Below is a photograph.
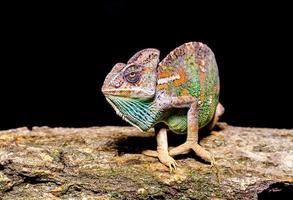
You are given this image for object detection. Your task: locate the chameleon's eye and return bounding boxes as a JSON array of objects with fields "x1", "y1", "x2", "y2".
[
  {"x1": 123, "y1": 65, "x2": 142, "y2": 84},
  {"x1": 129, "y1": 72, "x2": 136, "y2": 78},
  {"x1": 124, "y1": 71, "x2": 141, "y2": 83}
]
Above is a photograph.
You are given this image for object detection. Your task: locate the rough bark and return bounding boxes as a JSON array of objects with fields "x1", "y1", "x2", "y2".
[{"x1": 0, "y1": 124, "x2": 292, "y2": 199}]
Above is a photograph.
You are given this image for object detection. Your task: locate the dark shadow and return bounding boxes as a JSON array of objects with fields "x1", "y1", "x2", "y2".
[
  {"x1": 258, "y1": 182, "x2": 293, "y2": 200},
  {"x1": 116, "y1": 135, "x2": 157, "y2": 155},
  {"x1": 199, "y1": 121, "x2": 225, "y2": 141},
  {"x1": 198, "y1": 127, "x2": 213, "y2": 141}
]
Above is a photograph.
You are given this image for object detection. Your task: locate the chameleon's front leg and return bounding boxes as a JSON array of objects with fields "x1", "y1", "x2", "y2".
[
  {"x1": 142, "y1": 127, "x2": 177, "y2": 172},
  {"x1": 168, "y1": 97, "x2": 213, "y2": 163}
]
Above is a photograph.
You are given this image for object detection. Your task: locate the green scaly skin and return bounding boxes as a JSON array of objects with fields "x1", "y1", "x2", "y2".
[{"x1": 158, "y1": 42, "x2": 220, "y2": 134}]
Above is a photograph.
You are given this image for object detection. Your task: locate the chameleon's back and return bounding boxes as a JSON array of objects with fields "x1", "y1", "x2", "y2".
[{"x1": 157, "y1": 42, "x2": 219, "y2": 133}]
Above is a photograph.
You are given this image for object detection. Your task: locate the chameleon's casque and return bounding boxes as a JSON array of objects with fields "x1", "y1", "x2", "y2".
[{"x1": 102, "y1": 42, "x2": 224, "y2": 171}]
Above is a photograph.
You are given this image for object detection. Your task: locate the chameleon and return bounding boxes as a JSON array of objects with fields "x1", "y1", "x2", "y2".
[{"x1": 101, "y1": 42, "x2": 224, "y2": 171}]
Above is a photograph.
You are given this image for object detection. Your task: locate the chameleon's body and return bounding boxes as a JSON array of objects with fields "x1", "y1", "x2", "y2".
[
  {"x1": 157, "y1": 42, "x2": 219, "y2": 133},
  {"x1": 102, "y1": 42, "x2": 224, "y2": 171}
]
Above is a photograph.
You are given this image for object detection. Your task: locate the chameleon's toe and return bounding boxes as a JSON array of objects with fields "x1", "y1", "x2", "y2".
[
  {"x1": 169, "y1": 142, "x2": 191, "y2": 157},
  {"x1": 142, "y1": 149, "x2": 178, "y2": 172},
  {"x1": 191, "y1": 142, "x2": 213, "y2": 163},
  {"x1": 169, "y1": 142, "x2": 213, "y2": 164},
  {"x1": 142, "y1": 150, "x2": 158, "y2": 157},
  {"x1": 158, "y1": 151, "x2": 178, "y2": 173}
]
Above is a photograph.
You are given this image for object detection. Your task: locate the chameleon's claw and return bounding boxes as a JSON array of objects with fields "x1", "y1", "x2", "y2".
[
  {"x1": 209, "y1": 155, "x2": 221, "y2": 184},
  {"x1": 169, "y1": 158, "x2": 178, "y2": 173},
  {"x1": 158, "y1": 151, "x2": 178, "y2": 173},
  {"x1": 168, "y1": 158, "x2": 178, "y2": 173},
  {"x1": 142, "y1": 149, "x2": 178, "y2": 172}
]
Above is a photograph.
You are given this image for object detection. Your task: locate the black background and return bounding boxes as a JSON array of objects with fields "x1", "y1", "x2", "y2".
[{"x1": 1, "y1": 1, "x2": 292, "y2": 130}]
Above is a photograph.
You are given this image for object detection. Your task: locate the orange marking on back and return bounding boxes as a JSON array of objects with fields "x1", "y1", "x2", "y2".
[
  {"x1": 173, "y1": 68, "x2": 187, "y2": 86},
  {"x1": 199, "y1": 70, "x2": 206, "y2": 101},
  {"x1": 181, "y1": 88, "x2": 189, "y2": 96},
  {"x1": 157, "y1": 84, "x2": 168, "y2": 90},
  {"x1": 158, "y1": 70, "x2": 172, "y2": 78}
]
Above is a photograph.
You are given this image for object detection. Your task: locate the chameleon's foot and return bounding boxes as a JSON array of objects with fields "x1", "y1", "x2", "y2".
[
  {"x1": 158, "y1": 150, "x2": 178, "y2": 173},
  {"x1": 142, "y1": 149, "x2": 178, "y2": 172},
  {"x1": 169, "y1": 141, "x2": 213, "y2": 163}
]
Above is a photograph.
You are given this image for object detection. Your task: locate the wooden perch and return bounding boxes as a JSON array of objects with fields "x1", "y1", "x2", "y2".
[{"x1": 0, "y1": 124, "x2": 292, "y2": 199}]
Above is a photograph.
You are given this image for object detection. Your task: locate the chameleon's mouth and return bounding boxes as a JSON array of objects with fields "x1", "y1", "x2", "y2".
[
  {"x1": 105, "y1": 96, "x2": 160, "y2": 132},
  {"x1": 102, "y1": 87, "x2": 155, "y2": 99}
]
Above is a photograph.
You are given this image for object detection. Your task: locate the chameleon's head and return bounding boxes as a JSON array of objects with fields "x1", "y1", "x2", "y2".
[
  {"x1": 101, "y1": 49, "x2": 160, "y2": 131},
  {"x1": 102, "y1": 49, "x2": 160, "y2": 100}
]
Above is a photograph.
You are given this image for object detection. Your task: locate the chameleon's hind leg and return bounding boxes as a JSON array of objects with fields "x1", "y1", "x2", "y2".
[
  {"x1": 169, "y1": 102, "x2": 213, "y2": 163},
  {"x1": 207, "y1": 103, "x2": 225, "y2": 130},
  {"x1": 142, "y1": 127, "x2": 177, "y2": 172}
]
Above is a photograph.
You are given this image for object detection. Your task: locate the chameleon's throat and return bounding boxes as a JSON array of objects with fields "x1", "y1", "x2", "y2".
[{"x1": 105, "y1": 96, "x2": 161, "y2": 132}]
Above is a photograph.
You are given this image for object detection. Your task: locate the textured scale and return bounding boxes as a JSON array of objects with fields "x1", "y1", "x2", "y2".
[{"x1": 158, "y1": 42, "x2": 219, "y2": 133}]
